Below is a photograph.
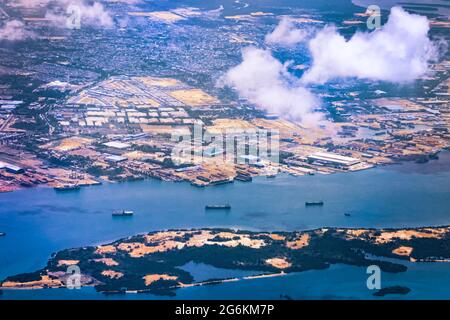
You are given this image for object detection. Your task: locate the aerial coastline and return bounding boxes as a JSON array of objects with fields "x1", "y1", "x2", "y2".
[
  {"x1": 0, "y1": 73, "x2": 448, "y2": 193},
  {"x1": 3, "y1": 225, "x2": 450, "y2": 296},
  {"x1": 0, "y1": 1, "x2": 449, "y2": 193},
  {"x1": 0, "y1": 0, "x2": 449, "y2": 302}
]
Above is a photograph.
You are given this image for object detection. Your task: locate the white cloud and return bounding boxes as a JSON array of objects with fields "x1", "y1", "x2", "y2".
[
  {"x1": 105, "y1": 0, "x2": 141, "y2": 3},
  {"x1": 10, "y1": 0, "x2": 114, "y2": 28},
  {"x1": 220, "y1": 47, "x2": 321, "y2": 123},
  {"x1": 45, "y1": 1, "x2": 114, "y2": 28},
  {"x1": 265, "y1": 17, "x2": 308, "y2": 47},
  {"x1": 302, "y1": 6, "x2": 438, "y2": 84},
  {"x1": 9, "y1": 0, "x2": 53, "y2": 7},
  {"x1": 0, "y1": 20, "x2": 36, "y2": 41},
  {"x1": 221, "y1": 7, "x2": 439, "y2": 125},
  {"x1": 78, "y1": 2, "x2": 114, "y2": 27}
]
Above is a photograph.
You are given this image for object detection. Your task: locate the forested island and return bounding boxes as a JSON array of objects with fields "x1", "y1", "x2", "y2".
[{"x1": 3, "y1": 226, "x2": 450, "y2": 296}]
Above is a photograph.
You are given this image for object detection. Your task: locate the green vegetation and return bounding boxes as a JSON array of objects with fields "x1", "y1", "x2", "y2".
[
  {"x1": 87, "y1": 166, "x2": 124, "y2": 178},
  {"x1": 3, "y1": 226, "x2": 450, "y2": 296}
]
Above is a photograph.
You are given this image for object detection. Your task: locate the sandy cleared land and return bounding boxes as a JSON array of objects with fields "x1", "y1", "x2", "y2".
[
  {"x1": 95, "y1": 245, "x2": 117, "y2": 254},
  {"x1": 343, "y1": 229, "x2": 369, "y2": 240},
  {"x1": 286, "y1": 234, "x2": 310, "y2": 249},
  {"x1": 250, "y1": 12, "x2": 273, "y2": 16},
  {"x1": 374, "y1": 229, "x2": 448, "y2": 244},
  {"x1": 170, "y1": 89, "x2": 219, "y2": 106},
  {"x1": 93, "y1": 258, "x2": 119, "y2": 266},
  {"x1": 122, "y1": 150, "x2": 152, "y2": 160},
  {"x1": 265, "y1": 258, "x2": 292, "y2": 269},
  {"x1": 68, "y1": 147, "x2": 101, "y2": 159},
  {"x1": 430, "y1": 21, "x2": 450, "y2": 28},
  {"x1": 173, "y1": 162, "x2": 236, "y2": 185},
  {"x1": 207, "y1": 118, "x2": 256, "y2": 134},
  {"x1": 57, "y1": 260, "x2": 80, "y2": 267},
  {"x1": 337, "y1": 228, "x2": 448, "y2": 245},
  {"x1": 392, "y1": 246, "x2": 414, "y2": 256},
  {"x1": 42, "y1": 137, "x2": 93, "y2": 152},
  {"x1": 135, "y1": 77, "x2": 182, "y2": 87},
  {"x1": 115, "y1": 230, "x2": 267, "y2": 258},
  {"x1": 46, "y1": 167, "x2": 99, "y2": 187},
  {"x1": 101, "y1": 270, "x2": 124, "y2": 279},
  {"x1": 1, "y1": 276, "x2": 63, "y2": 289},
  {"x1": 118, "y1": 241, "x2": 185, "y2": 258},
  {"x1": 143, "y1": 274, "x2": 178, "y2": 286},
  {"x1": 128, "y1": 11, "x2": 185, "y2": 22},
  {"x1": 140, "y1": 124, "x2": 191, "y2": 135},
  {"x1": 145, "y1": 231, "x2": 187, "y2": 242},
  {"x1": 251, "y1": 118, "x2": 303, "y2": 137},
  {"x1": 266, "y1": 234, "x2": 286, "y2": 241}
]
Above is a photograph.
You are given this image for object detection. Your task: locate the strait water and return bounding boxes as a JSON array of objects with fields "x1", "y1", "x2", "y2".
[{"x1": 1, "y1": 152, "x2": 450, "y2": 299}]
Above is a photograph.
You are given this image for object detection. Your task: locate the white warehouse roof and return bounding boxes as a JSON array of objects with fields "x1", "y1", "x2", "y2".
[
  {"x1": 308, "y1": 152, "x2": 360, "y2": 166},
  {"x1": 103, "y1": 141, "x2": 131, "y2": 149}
]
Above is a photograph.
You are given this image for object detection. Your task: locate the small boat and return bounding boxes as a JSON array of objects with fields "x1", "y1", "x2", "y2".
[
  {"x1": 205, "y1": 204, "x2": 231, "y2": 210},
  {"x1": 344, "y1": 213, "x2": 351, "y2": 217},
  {"x1": 112, "y1": 210, "x2": 134, "y2": 217},
  {"x1": 266, "y1": 174, "x2": 276, "y2": 179},
  {"x1": 0, "y1": 232, "x2": 5, "y2": 237},
  {"x1": 305, "y1": 201, "x2": 324, "y2": 206},
  {"x1": 54, "y1": 184, "x2": 80, "y2": 191}
]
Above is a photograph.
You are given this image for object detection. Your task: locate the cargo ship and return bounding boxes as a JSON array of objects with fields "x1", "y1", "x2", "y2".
[
  {"x1": 305, "y1": 201, "x2": 324, "y2": 206},
  {"x1": 205, "y1": 204, "x2": 231, "y2": 210},
  {"x1": 112, "y1": 210, "x2": 134, "y2": 217},
  {"x1": 235, "y1": 174, "x2": 252, "y2": 182},
  {"x1": 54, "y1": 184, "x2": 80, "y2": 191}
]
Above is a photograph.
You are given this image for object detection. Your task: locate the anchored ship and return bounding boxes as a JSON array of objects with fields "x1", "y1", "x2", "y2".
[
  {"x1": 205, "y1": 204, "x2": 231, "y2": 210},
  {"x1": 235, "y1": 174, "x2": 252, "y2": 182},
  {"x1": 54, "y1": 184, "x2": 80, "y2": 191},
  {"x1": 305, "y1": 201, "x2": 324, "y2": 206},
  {"x1": 112, "y1": 210, "x2": 134, "y2": 217}
]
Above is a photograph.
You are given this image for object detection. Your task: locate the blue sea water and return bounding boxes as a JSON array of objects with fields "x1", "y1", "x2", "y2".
[{"x1": 1, "y1": 151, "x2": 450, "y2": 299}]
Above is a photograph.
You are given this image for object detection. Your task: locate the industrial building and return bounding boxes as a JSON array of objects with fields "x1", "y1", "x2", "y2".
[
  {"x1": 105, "y1": 155, "x2": 128, "y2": 164},
  {"x1": 0, "y1": 161, "x2": 25, "y2": 174},
  {"x1": 103, "y1": 141, "x2": 131, "y2": 150},
  {"x1": 306, "y1": 152, "x2": 360, "y2": 169}
]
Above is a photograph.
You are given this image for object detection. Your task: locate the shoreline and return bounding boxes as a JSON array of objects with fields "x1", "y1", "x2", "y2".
[
  {"x1": 1, "y1": 149, "x2": 448, "y2": 195},
  {"x1": 3, "y1": 226, "x2": 450, "y2": 293},
  {"x1": 0, "y1": 272, "x2": 289, "y2": 293}
]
